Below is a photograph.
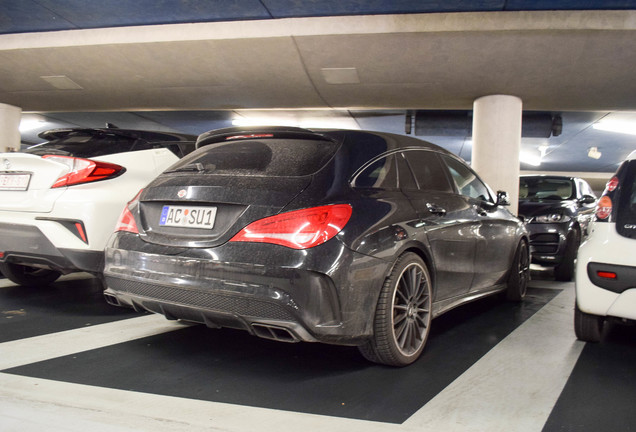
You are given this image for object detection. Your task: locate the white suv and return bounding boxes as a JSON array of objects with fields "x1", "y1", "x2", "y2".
[
  {"x1": 0, "y1": 128, "x2": 195, "y2": 286},
  {"x1": 575, "y1": 150, "x2": 636, "y2": 341}
]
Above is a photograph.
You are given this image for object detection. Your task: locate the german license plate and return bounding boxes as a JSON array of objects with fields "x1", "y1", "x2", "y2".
[
  {"x1": 0, "y1": 173, "x2": 31, "y2": 191},
  {"x1": 159, "y1": 205, "x2": 217, "y2": 229}
]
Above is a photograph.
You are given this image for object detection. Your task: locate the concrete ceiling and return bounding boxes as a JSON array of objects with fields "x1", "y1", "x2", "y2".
[{"x1": 3, "y1": 1, "x2": 636, "y2": 182}]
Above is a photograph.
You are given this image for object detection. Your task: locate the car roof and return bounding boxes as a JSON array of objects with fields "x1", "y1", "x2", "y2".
[
  {"x1": 196, "y1": 126, "x2": 453, "y2": 155},
  {"x1": 627, "y1": 150, "x2": 636, "y2": 161}
]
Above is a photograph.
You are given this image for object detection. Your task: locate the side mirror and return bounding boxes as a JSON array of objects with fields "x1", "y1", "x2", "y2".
[
  {"x1": 579, "y1": 195, "x2": 596, "y2": 205},
  {"x1": 496, "y1": 190, "x2": 511, "y2": 206}
]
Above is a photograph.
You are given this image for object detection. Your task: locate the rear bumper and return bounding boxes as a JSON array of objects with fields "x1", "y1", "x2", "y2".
[
  {"x1": 102, "y1": 245, "x2": 380, "y2": 345},
  {"x1": 576, "y1": 223, "x2": 636, "y2": 320},
  {"x1": 0, "y1": 222, "x2": 104, "y2": 273}
]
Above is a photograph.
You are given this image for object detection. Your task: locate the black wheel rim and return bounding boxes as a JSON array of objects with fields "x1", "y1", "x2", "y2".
[{"x1": 392, "y1": 263, "x2": 431, "y2": 357}]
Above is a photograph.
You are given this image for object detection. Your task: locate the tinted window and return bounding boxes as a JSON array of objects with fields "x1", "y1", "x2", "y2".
[
  {"x1": 170, "y1": 138, "x2": 337, "y2": 177},
  {"x1": 441, "y1": 154, "x2": 492, "y2": 202},
  {"x1": 27, "y1": 134, "x2": 142, "y2": 158},
  {"x1": 616, "y1": 160, "x2": 636, "y2": 239},
  {"x1": 401, "y1": 150, "x2": 453, "y2": 192},
  {"x1": 352, "y1": 154, "x2": 398, "y2": 189},
  {"x1": 519, "y1": 177, "x2": 574, "y2": 200},
  {"x1": 396, "y1": 152, "x2": 418, "y2": 190}
]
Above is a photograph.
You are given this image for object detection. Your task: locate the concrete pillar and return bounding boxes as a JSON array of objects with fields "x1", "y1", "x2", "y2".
[
  {"x1": 472, "y1": 95, "x2": 522, "y2": 215},
  {"x1": 0, "y1": 103, "x2": 22, "y2": 153}
]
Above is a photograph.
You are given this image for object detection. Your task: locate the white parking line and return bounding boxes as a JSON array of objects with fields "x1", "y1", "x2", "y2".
[
  {"x1": 403, "y1": 284, "x2": 584, "y2": 432},
  {"x1": 0, "y1": 283, "x2": 583, "y2": 432},
  {"x1": 0, "y1": 314, "x2": 188, "y2": 370}
]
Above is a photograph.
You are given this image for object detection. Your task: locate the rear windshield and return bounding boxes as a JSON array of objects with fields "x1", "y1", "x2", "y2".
[
  {"x1": 168, "y1": 138, "x2": 338, "y2": 177},
  {"x1": 519, "y1": 177, "x2": 574, "y2": 200},
  {"x1": 26, "y1": 133, "x2": 189, "y2": 158},
  {"x1": 616, "y1": 160, "x2": 636, "y2": 239}
]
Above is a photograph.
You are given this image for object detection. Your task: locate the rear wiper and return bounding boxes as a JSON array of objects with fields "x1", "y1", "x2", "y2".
[{"x1": 165, "y1": 162, "x2": 205, "y2": 173}]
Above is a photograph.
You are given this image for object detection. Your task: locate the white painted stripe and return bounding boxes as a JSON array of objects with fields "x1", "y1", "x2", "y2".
[
  {"x1": 403, "y1": 284, "x2": 584, "y2": 431},
  {"x1": 0, "y1": 281, "x2": 582, "y2": 432},
  {"x1": 0, "y1": 374, "x2": 403, "y2": 432},
  {"x1": 0, "y1": 314, "x2": 188, "y2": 370}
]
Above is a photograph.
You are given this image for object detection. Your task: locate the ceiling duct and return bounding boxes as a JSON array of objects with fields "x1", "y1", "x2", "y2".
[{"x1": 414, "y1": 111, "x2": 562, "y2": 138}]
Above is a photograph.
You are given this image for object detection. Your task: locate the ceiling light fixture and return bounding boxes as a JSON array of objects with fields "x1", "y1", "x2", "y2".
[
  {"x1": 19, "y1": 115, "x2": 47, "y2": 133},
  {"x1": 40, "y1": 75, "x2": 83, "y2": 90},
  {"x1": 320, "y1": 67, "x2": 360, "y2": 84},
  {"x1": 520, "y1": 150, "x2": 542, "y2": 167},
  {"x1": 593, "y1": 119, "x2": 636, "y2": 135},
  {"x1": 231, "y1": 115, "x2": 360, "y2": 130},
  {"x1": 588, "y1": 146, "x2": 602, "y2": 159}
]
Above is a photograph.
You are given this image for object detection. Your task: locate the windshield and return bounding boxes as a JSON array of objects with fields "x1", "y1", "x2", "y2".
[{"x1": 519, "y1": 177, "x2": 574, "y2": 200}]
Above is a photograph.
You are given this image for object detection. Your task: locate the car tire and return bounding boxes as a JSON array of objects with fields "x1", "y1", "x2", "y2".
[
  {"x1": 554, "y1": 230, "x2": 580, "y2": 282},
  {"x1": 358, "y1": 252, "x2": 433, "y2": 367},
  {"x1": 506, "y1": 239, "x2": 529, "y2": 301},
  {"x1": 574, "y1": 302, "x2": 604, "y2": 342},
  {"x1": 0, "y1": 262, "x2": 61, "y2": 287}
]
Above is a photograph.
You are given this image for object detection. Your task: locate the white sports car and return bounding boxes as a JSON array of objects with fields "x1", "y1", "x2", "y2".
[{"x1": 0, "y1": 127, "x2": 195, "y2": 286}]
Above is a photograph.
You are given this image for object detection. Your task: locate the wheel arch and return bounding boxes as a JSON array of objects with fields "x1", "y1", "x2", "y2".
[{"x1": 377, "y1": 241, "x2": 437, "y2": 307}]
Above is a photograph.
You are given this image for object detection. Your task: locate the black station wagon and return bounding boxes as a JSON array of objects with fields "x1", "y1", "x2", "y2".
[{"x1": 103, "y1": 126, "x2": 529, "y2": 366}]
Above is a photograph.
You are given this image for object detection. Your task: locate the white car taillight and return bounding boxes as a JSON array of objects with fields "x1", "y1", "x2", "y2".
[
  {"x1": 596, "y1": 195, "x2": 613, "y2": 220},
  {"x1": 42, "y1": 155, "x2": 124, "y2": 188}
]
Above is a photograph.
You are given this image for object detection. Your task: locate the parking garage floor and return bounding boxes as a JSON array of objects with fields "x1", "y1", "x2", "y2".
[{"x1": 0, "y1": 269, "x2": 634, "y2": 432}]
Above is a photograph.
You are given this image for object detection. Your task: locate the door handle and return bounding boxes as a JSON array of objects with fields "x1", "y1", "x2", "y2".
[{"x1": 426, "y1": 203, "x2": 446, "y2": 216}]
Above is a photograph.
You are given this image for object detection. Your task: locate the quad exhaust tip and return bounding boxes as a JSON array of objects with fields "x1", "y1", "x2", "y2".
[
  {"x1": 103, "y1": 293, "x2": 121, "y2": 307},
  {"x1": 251, "y1": 323, "x2": 299, "y2": 343}
]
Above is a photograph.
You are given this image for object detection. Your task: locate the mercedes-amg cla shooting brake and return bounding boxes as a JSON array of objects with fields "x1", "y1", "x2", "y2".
[{"x1": 103, "y1": 127, "x2": 529, "y2": 366}]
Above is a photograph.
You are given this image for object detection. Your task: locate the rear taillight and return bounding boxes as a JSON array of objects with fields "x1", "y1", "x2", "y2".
[
  {"x1": 596, "y1": 195, "x2": 613, "y2": 220},
  {"x1": 606, "y1": 176, "x2": 619, "y2": 192},
  {"x1": 43, "y1": 155, "x2": 124, "y2": 188},
  {"x1": 114, "y1": 190, "x2": 142, "y2": 234},
  {"x1": 230, "y1": 204, "x2": 352, "y2": 249}
]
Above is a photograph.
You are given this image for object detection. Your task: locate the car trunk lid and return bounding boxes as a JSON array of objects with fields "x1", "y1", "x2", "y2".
[
  {"x1": 0, "y1": 153, "x2": 69, "y2": 212},
  {"x1": 137, "y1": 174, "x2": 312, "y2": 248}
]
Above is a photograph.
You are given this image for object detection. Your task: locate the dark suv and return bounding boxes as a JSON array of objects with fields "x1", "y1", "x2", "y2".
[{"x1": 518, "y1": 175, "x2": 597, "y2": 281}]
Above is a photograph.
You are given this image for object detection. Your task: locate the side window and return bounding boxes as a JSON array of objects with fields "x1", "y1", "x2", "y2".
[
  {"x1": 396, "y1": 152, "x2": 418, "y2": 190},
  {"x1": 441, "y1": 154, "x2": 493, "y2": 202},
  {"x1": 352, "y1": 154, "x2": 398, "y2": 190},
  {"x1": 401, "y1": 150, "x2": 453, "y2": 193}
]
